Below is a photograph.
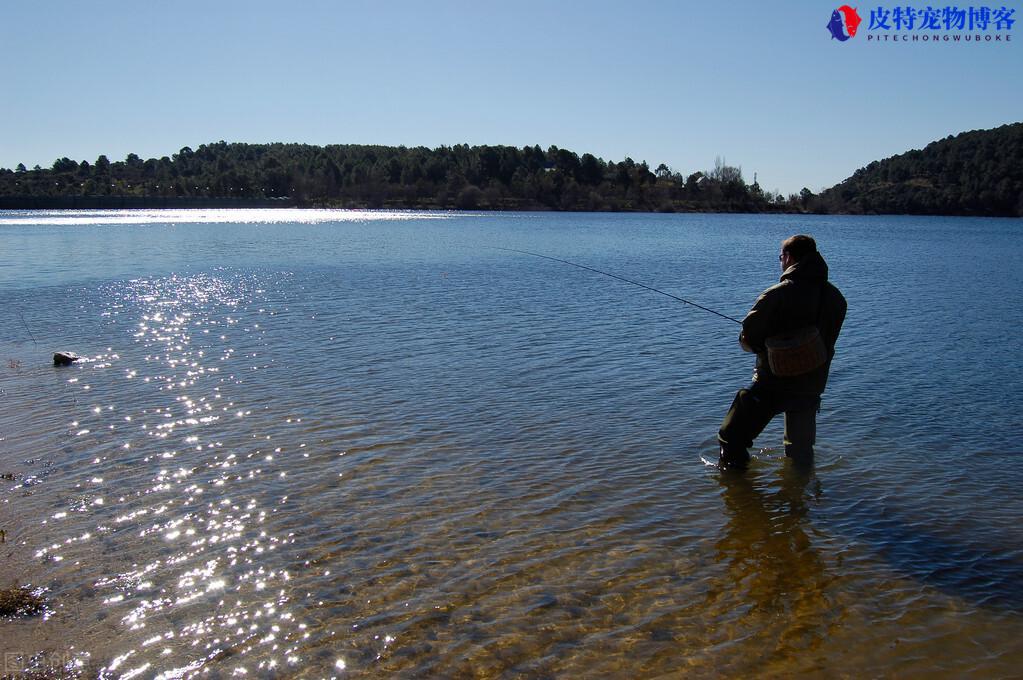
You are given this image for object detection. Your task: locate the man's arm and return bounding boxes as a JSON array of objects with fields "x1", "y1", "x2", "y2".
[{"x1": 738, "y1": 285, "x2": 782, "y2": 353}]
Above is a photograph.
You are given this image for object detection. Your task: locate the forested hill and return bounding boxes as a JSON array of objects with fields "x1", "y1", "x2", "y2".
[
  {"x1": 815, "y1": 123, "x2": 1023, "y2": 217},
  {"x1": 4, "y1": 130, "x2": 1020, "y2": 215},
  {"x1": 0, "y1": 142, "x2": 794, "y2": 213}
]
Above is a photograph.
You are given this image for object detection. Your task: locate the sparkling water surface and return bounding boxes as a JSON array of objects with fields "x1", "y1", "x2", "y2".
[{"x1": 1, "y1": 209, "x2": 1021, "y2": 678}]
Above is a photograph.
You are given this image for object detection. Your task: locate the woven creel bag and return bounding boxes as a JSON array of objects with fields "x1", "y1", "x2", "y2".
[{"x1": 765, "y1": 326, "x2": 827, "y2": 377}]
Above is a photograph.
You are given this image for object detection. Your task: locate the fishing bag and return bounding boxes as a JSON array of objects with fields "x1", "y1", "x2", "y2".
[
  {"x1": 764, "y1": 283, "x2": 828, "y2": 377},
  {"x1": 765, "y1": 326, "x2": 827, "y2": 377}
]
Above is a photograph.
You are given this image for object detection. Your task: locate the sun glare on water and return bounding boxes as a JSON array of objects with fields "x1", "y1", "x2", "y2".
[{"x1": 0, "y1": 208, "x2": 455, "y2": 226}]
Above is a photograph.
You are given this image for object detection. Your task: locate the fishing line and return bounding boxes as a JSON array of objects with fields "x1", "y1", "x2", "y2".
[
  {"x1": 18, "y1": 308, "x2": 38, "y2": 345},
  {"x1": 489, "y1": 246, "x2": 743, "y2": 325}
]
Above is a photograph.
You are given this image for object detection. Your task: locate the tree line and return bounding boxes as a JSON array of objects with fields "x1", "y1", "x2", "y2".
[
  {"x1": 3, "y1": 125, "x2": 1018, "y2": 215},
  {"x1": 814, "y1": 123, "x2": 1023, "y2": 217},
  {"x1": 0, "y1": 142, "x2": 806, "y2": 213}
]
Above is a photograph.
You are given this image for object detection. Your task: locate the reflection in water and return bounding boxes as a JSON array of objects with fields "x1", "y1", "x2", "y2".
[
  {"x1": 0, "y1": 208, "x2": 454, "y2": 227},
  {"x1": 0, "y1": 273, "x2": 311, "y2": 677},
  {"x1": 713, "y1": 463, "x2": 839, "y2": 673}
]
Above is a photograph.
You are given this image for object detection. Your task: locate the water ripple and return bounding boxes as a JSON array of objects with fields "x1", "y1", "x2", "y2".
[{"x1": 0, "y1": 212, "x2": 1021, "y2": 677}]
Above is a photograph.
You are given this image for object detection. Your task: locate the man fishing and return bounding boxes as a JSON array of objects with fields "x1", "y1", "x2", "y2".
[{"x1": 718, "y1": 235, "x2": 847, "y2": 470}]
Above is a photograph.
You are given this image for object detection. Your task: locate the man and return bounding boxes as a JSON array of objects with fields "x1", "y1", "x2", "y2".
[{"x1": 718, "y1": 234, "x2": 847, "y2": 470}]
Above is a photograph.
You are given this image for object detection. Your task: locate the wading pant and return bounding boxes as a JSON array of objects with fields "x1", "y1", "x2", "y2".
[{"x1": 718, "y1": 385, "x2": 821, "y2": 469}]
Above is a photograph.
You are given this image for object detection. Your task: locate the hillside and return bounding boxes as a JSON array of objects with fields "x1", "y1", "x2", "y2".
[
  {"x1": 3, "y1": 127, "x2": 1020, "y2": 216},
  {"x1": 816, "y1": 123, "x2": 1023, "y2": 217}
]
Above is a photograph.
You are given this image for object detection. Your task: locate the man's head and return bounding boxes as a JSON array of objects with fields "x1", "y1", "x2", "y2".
[{"x1": 780, "y1": 234, "x2": 817, "y2": 271}]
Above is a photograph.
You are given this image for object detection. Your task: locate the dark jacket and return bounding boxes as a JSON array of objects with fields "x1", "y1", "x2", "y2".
[{"x1": 739, "y1": 251, "x2": 847, "y2": 395}]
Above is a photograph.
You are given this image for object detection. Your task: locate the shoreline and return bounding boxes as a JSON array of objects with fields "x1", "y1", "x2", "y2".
[
  {"x1": 0, "y1": 194, "x2": 797, "y2": 214},
  {"x1": 1, "y1": 198, "x2": 1017, "y2": 219},
  {"x1": 0, "y1": 196, "x2": 296, "y2": 211}
]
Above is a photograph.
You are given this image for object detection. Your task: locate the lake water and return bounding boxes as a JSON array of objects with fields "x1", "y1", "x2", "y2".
[{"x1": 0, "y1": 209, "x2": 1021, "y2": 678}]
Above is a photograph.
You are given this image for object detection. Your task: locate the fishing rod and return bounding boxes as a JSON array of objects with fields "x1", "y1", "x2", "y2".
[{"x1": 489, "y1": 246, "x2": 743, "y2": 325}]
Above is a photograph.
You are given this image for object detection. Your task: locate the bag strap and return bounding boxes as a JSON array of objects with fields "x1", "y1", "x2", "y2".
[{"x1": 814, "y1": 283, "x2": 826, "y2": 326}]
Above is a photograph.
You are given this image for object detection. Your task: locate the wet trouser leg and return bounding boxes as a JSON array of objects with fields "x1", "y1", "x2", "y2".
[
  {"x1": 718, "y1": 386, "x2": 820, "y2": 469},
  {"x1": 783, "y1": 405, "x2": 817, "y2": 466},
  {"x1": 717, "y1": 388, "x2": 777, "y2": 469}
]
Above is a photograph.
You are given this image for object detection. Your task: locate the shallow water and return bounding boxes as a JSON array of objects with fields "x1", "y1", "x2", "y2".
[{"x1": 0, "y1": 209, "x2": 1021, "y2": 677}]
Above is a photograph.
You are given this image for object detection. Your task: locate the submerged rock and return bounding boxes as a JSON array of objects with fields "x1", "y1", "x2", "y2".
[
  {"x1": 52, "y1": 352, "x2": 79, "y2": 366},
  {"x1": 0, "y1": 586, "x2": 44, "y2": 617}
]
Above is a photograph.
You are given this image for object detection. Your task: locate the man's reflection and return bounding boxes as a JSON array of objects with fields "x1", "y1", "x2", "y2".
[{"x1": 714, "y1": 461, "x2": 836, "y2": 662}]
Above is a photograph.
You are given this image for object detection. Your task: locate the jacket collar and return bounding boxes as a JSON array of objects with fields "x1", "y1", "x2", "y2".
[{"x1": 780, "y1": 250, "x2": 829, "y2": 283}]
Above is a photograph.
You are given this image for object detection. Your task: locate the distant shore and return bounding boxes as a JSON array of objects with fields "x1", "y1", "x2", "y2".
[
  {"x1": 0, "y1": 196, "x2": 298, "y2": 210},
  {"x1": 0, "y1": 195, "x2": 805, "y2": 214},
  {"x1": 2, "y1": 198, "x2": 1017, "y2": 217}
]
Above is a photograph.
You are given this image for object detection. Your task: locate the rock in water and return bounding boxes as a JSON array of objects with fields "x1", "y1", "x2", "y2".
[
  {"x1": 53, "y1": 351, "x2": 80, "y2": 366},
  {"x1": 0, "y1": 586, "x2": 44, "y2": 617}
]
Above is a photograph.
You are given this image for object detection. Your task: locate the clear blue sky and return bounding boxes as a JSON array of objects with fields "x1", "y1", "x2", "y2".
[{"x1": 2, "y1": 0, "x2": 1019, "y2": 195}]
